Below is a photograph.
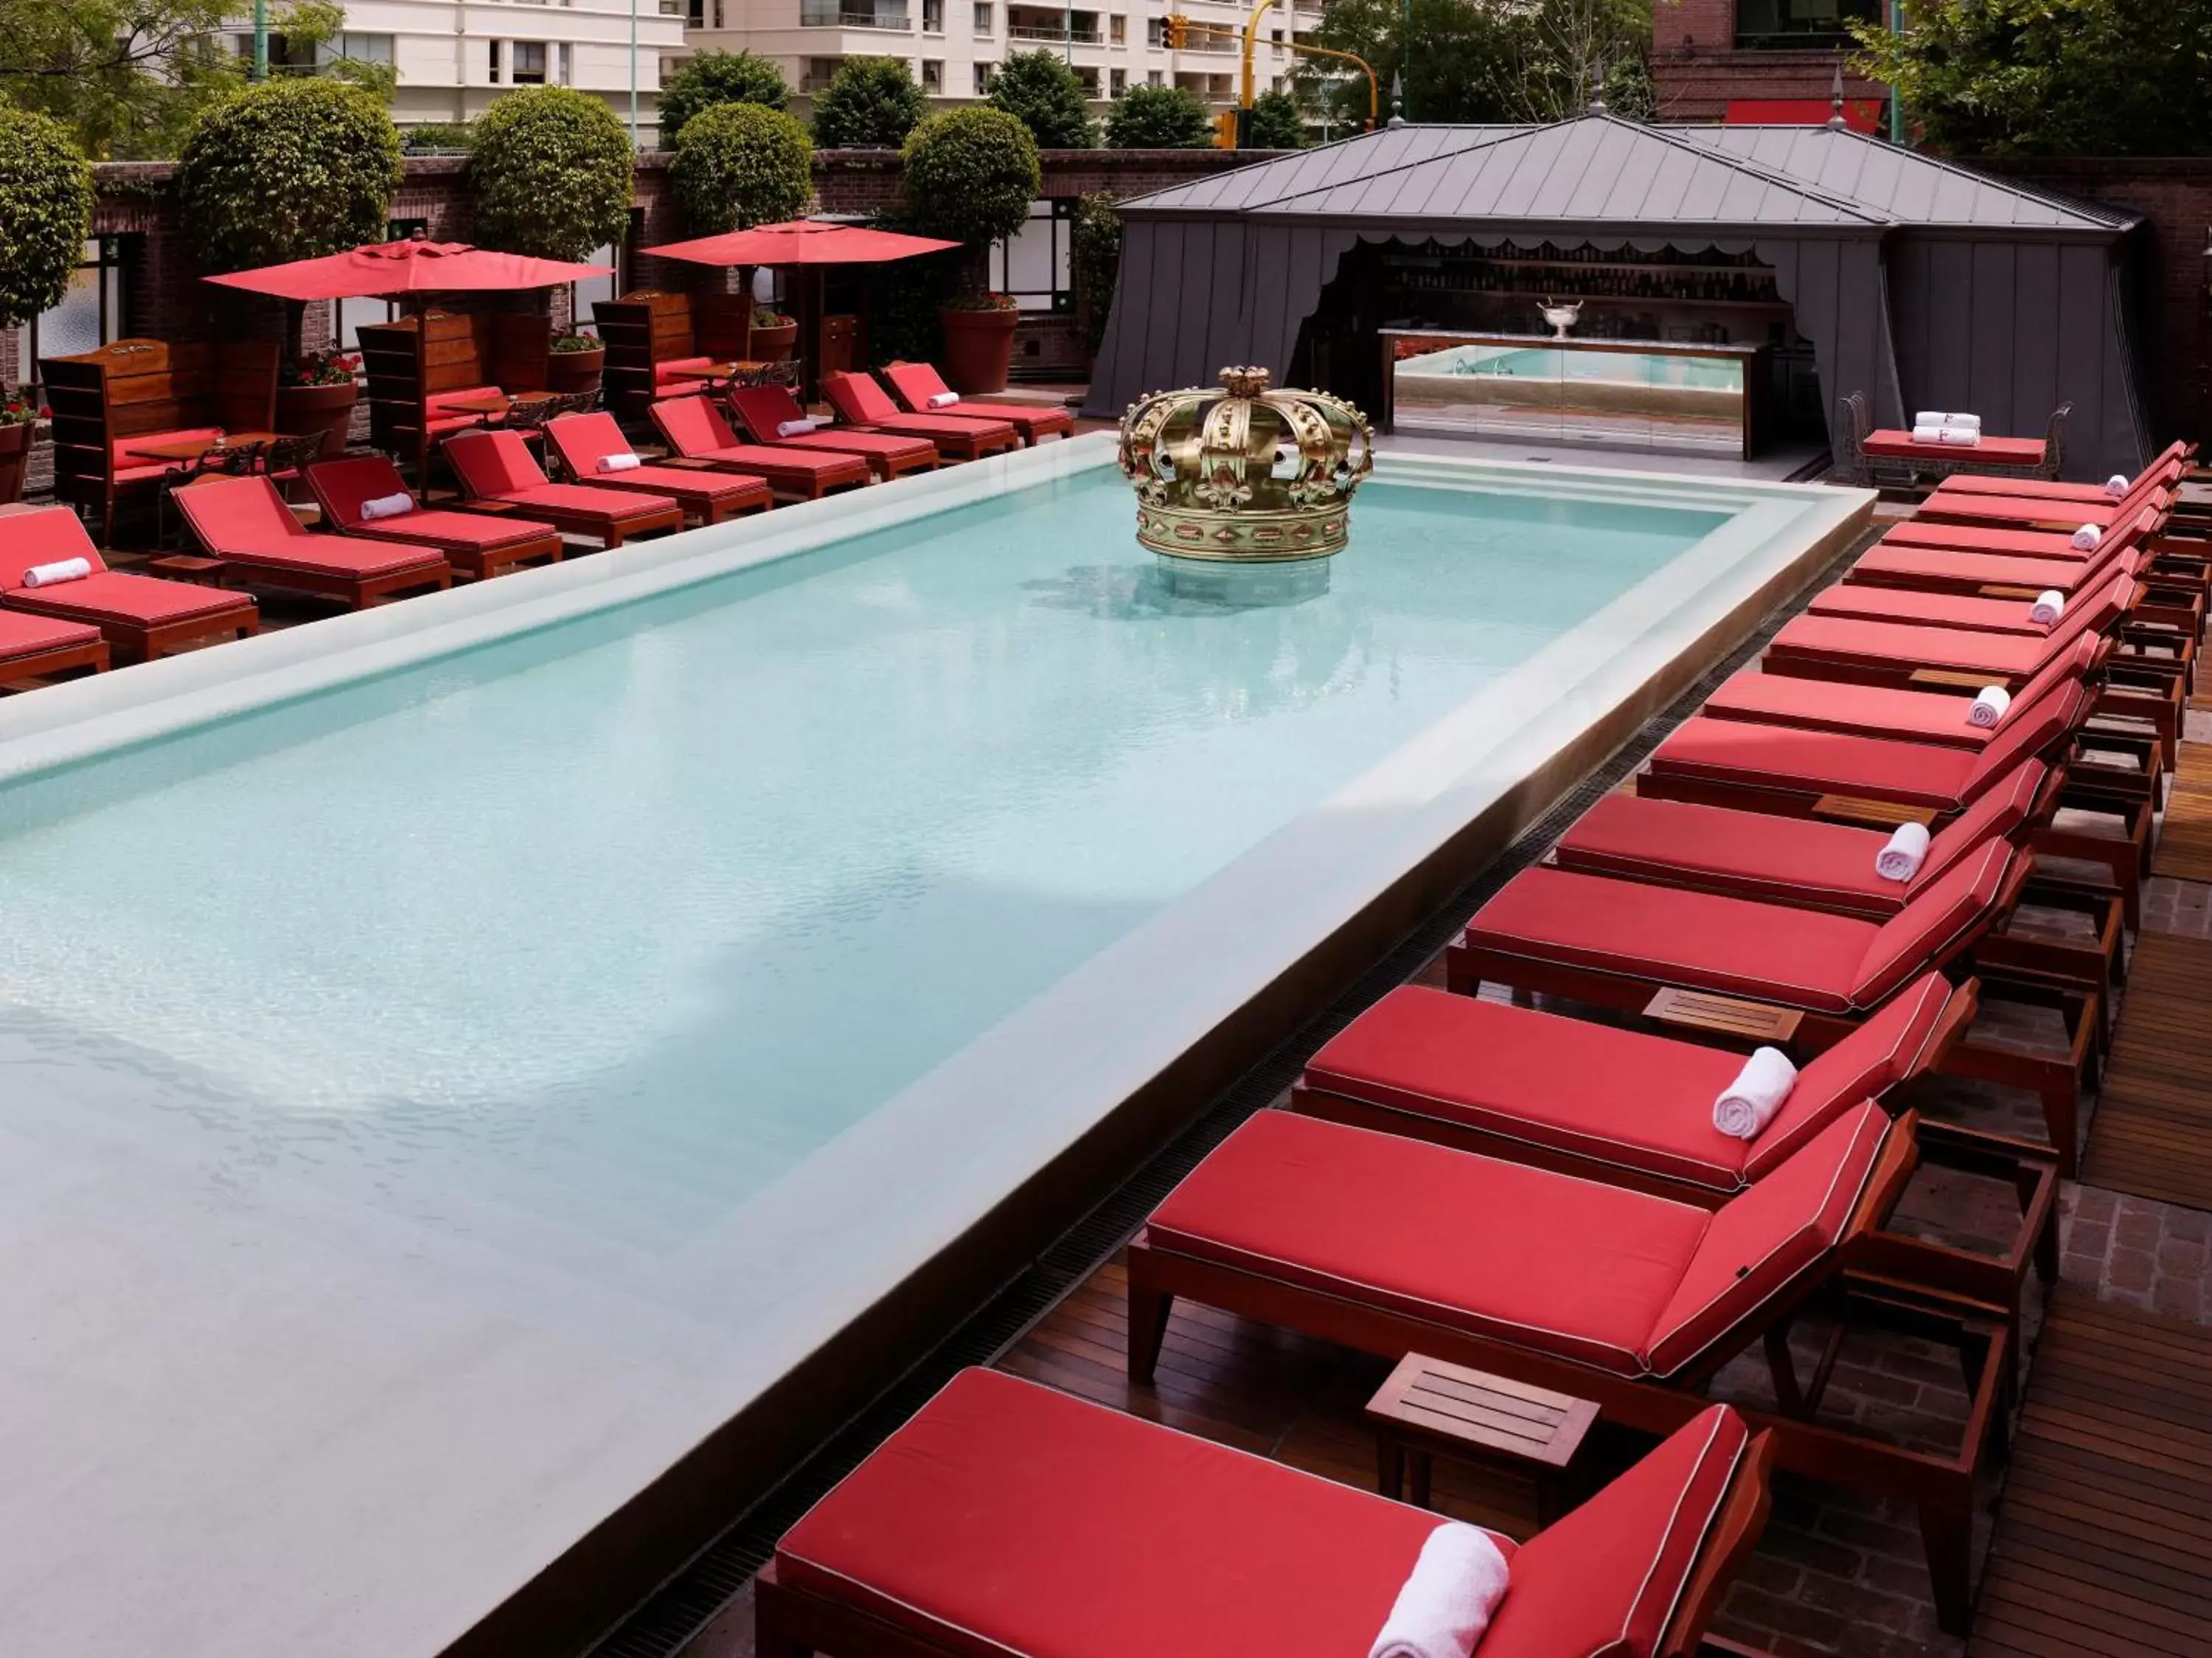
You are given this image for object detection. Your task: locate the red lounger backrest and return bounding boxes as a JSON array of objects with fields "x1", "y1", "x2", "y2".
[
  {"x1": 881, "y1": 360, "x2": 953, "y2": 410},
  {"x1": 728, "y1": 384, "x2": 808, "y2": 440},
  {"x1": 545, "y1": 412, "x2": 630, "y2": 478},
  {"x1": 306, "y1": 455, "x2": 417, "y2": 528},
  {"x1": 650, "y1": 395, "x2": 738, "y2": 458},
  {"x1": 174, "y1": 474, "x2": 307, "y2": 549},
  {"x1": 1741, "y1": 971, "x2": 1958, "y2": 1182},
  {"x1": 0, "y1": 506, "x2": 108, "y2": 587},
  {"x1": 823, "y1": 370, "x2": 902, "y2": 426},
  {"x1": 1641, "y1": 1103, "x2": 1891, "y2": 1376},
  {"x1": 1924, "y1": 760, "x2": 2048, "y2": 884},
  {"x1": 445, "y1": 429, "x2": 548, "y2": 497},
  {"x1": 1851, "y1": 841, "x2": 2014, "y2": 1007},
  {"x1": 1963, "y1": 680, "x2": 2084, "y2": 799}
]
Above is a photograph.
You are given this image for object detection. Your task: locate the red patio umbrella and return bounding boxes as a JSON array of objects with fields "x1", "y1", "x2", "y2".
[
  {"x1": 641, "y1": 220, "x2": 956, "y2": 267},
  {"x1": 203, "y1": 239, "x2": 615, "y2": 302}
]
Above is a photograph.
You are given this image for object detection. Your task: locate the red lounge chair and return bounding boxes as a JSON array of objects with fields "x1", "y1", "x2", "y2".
[
  {"x1": 1124, "y1": 1105, "x2": 2010, "y2": 1633},
  {"x1": 543, "y1": 412, "x2": 771, "y2": 525},
  {"x1": 757, "y1": 1368, "x2": 1774, "y2": 1658},
  {"x1": 0, "y1": 506, "x2": 258, "y2": 663},
  {"x1": 880, "y1": 358, "x2": 1075, "y2": 445},
  {"x1": 1761, "y1": 573, "x2": 2139, "y2": 687},
  {"x1": 305, "y1": 457, "x2": 563, "y2": 581},
  {"x1": 1915, "y1": 485, "x2": 2170, "y2": 533},
  {"x1": 646, "y1": 397, "x2": 870, "y2": 500},
  {"x1": 725, "y1": 385, "x2": 938, "y2": 482},
  {"x1": 817, "y1": 370, "x2": 1019, "y2": 461},
  {"x1": 1806, "y1": 575, "x2": 2145, "y2": 636},
  {"x1": 1848, "y1": 509, "x2": 2157, "y2": 591},
  {"x1": 1297, "y1": 972, "x2": 1961, "y2": 1197},
  {"x1": 171, "y1": 476, "x2": 451, "y2": 610},
  {"x1": 1931, "y1": 441, "x2": 2186, "y2": 503},
  {"x1": 442, "y1": 429, "x2": 684, "y2": 548},
  {"x1": 0, "y1": 609, "x2": 108, "y2": 683}
]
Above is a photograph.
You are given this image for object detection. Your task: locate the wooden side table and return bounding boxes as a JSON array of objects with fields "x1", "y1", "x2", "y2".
[
  {"x1": 146, "y1": 554, "x2": 228, "y2": 586},
  {"x1": 1366, "y1": 1353, "x2": 1598, "y2": 1524}
]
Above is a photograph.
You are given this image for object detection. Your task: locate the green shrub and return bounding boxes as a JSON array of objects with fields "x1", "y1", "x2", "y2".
[
  {"x1": 987, "y1": 50, "x2": 1097, "y2": 148},
  {"x1": 0, "y1": 103, "x2": 94, "y2": 330},
  {"x1": 403, "y1": 119, "x2": 474, "y2": 152},
  {"x1": 1246, "y1": 89, "x2": 1308, "y2": 149},
  {"x1": 1071, "y1": 191, "x2": 1121, "y2": 355},
  {"x1": 1104, "y1": 84, "x2": 1211, "y2": 148},
  {"x1": 810, "y1": 57, "x2": 927, "y2": 148},
  {"x1": 469, "y1": 86, "x2": 635, "y2": 262},
  {"x1": 659, "y1": 50, "x2": 790, "y2": 144},
  {"x1": 900, "y1": 106, "x2": 1038, "y2": 252},
  {"x1": 669, "y1": 100, "x2": 813, "y2": 235},
  {"x1": 174, "y1": 78, "x2": 401, "y2": 271}
]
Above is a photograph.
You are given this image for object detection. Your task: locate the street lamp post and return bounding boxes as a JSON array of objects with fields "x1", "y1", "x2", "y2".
[
  {"x1": 630, "y1": 0, "x2": 641, "y2": 148},
  {"x1": 1888, "y1": 0, "x2": 1903, "y2": 145},
  {"x1": 252, "y1": 0, "x2": 268, "y2": 78}
]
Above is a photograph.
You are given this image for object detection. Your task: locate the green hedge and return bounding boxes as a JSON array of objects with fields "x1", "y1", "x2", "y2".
[
  {"x1": 669, "y1": 101, "x2": 813, "y2": 235},
  {"x1": 1104, "y1": 84, "x2": 1211, "y2": 148},
  {"x1": 810, "y1": 58, "x2": 927, "y2": 148},
  {"x1": 174, "y1": 79, "x2": 402, "y2": 273},
  {"x1": 469, "y1": 87, "x2": 635, "y2": 262},
  {"x1": 0, "y1": 103, "x2": 94, "y2": 331},
  {"x1": 900, "y1": 107, "x2": 1039, "y2": 251},
  {"x1": 987, "y1": 50, "x2": 1097, "y2": 148},
  {"x1": 659, "y1": 50, "x2": 790, "y2": 144}
]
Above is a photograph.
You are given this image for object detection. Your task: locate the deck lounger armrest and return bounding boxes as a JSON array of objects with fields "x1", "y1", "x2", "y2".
[
  {"x1": 1960, "y1": 683, "x2": 2086, "y2": 796},
  {"x1": 1642, "y1": 1105, "x2": 1893, "y2": 1376},
  {"x1": 1743, "y1": 974, "x2": 1960, "y2": 1180},
  {"x1": 1919, "y1": 762, "x2": 2048, "y2": 878},
  {"x1": 1848, "y1": 843, "x2": 2014, "y2": 1008}
]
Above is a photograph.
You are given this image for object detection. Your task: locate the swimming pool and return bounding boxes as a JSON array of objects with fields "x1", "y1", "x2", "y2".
[{"x1": 0, "y1": 437, "x2": 1871, "y2": 1656}]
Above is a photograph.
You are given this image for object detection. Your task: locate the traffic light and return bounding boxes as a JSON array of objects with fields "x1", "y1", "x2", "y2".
[
  {"x1": 1163, "y1": 13, "x2": 1186, "y2": 46},
  {"x1": 1213, "y1": 108, "x2": 1239, "y2": 149}
]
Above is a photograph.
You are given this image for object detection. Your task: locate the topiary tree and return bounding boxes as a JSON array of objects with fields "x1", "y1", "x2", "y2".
[
  {"x1": 987, "y1": 49, "x2": 1097, "y2": 148},
  {"x1": 1104, "y1": 84, "x2": 1212, "y2": 148},
  {"x1": 669, "y1": 101, "x2": 813, "y2": 235},
  {"x1": 658, "y1": 49, "x2": 790, "y2": 145},
  {"x1": 1245, "y1": 89, "x2": 1308, "y2": 150},
  {"x1": 469, "y1": 86, "x2": 635, "y2": 262},
  {"x1": 174, "y1": 77, "x2": 401, "y2": 272},
  {"x1": 900, "y1": 106, "x2": 1039, "y2": 294},
  {"x1": 1070, "y1": 191, "x2": 1120, "y2": 357},
  {"x1": 810, "y1": 57, "x2": 927, "y2": 148},
  {"x1": 0, "y1": 103, "x2": 95, "y2": 336}
]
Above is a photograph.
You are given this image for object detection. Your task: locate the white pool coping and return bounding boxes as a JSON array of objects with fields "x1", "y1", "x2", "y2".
[{"x1": 0, "y1": 438, "x2": 1872, "y2": 1657}]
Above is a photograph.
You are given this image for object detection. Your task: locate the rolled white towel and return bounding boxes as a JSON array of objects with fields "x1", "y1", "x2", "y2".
[
  {"x1": 597, "y1": 452, "x2": 643, "y2": 473},
  {"x1": 1713, "y1": 1046, "x2": 1799, "y2": 1141},
  {"x1": 2105, "y1": 473, "x2": 2132, "y2": 500},
  {"x1": 926, "y1": 390, "x2": 960, "y2": 408},
  {"x1": 1876, "y1": 820, "x2": 1933, "y2": 884},
  {"x1": 1911, "y1": 424, "x2": 1944, "y2": 444},
  {"x1": 776, "y1": 417, "x2": 821, "y2": 437},
  {"x1": 1368, "y1": 1522, "x2": 1511, "y2": 1658},
  {"x1": 2071, "y1": 523, "x2": 2101, "y2": 552},
  {"x1": 1969, "y1": 684, "x2": 2011, "y2": 728},
  {"x1": 1916, "y1": 410, "x2": 1980, "y2": 431},
  {"x1": 1938, "y1": 426, "x2": 1980, "y2": 446},
  {"x1": 21, "y1": 557, "x2": 91, "y2": 589},
  {"x1": 358, "y1": 491, "x2": 414, "y2": 521},
  {"x1": 2030, "y1": 589, "x2": 2066, "y2": 626}
]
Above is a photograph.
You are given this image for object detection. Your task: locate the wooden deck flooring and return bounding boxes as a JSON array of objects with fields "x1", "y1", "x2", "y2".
[
  {"x1": 1966, "y1": 1288, "x2": 2212, "y2": 1658},
  {"x1": 2149, "y1": 743, "x2": 2212, "y2": 882},
  {"x1": 2081, "y1": 930, "x2": 2212, "y2": 1211}
]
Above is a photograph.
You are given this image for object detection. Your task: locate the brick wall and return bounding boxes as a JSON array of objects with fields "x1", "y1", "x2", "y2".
[{"x1": 1649, "y1": 0, "x2": 1888, "y2": 123}]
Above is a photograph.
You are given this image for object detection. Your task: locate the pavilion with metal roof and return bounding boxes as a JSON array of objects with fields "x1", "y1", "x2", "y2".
[{"x1": 1086, "y1": 113, "x2": 2147, "y2": 476}]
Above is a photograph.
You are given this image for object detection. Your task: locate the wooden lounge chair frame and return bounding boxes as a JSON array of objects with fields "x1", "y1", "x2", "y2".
[
  {"x1": 818, "y1": 371, "x2": 1022, "y2": 463},
  {"x1": 756, "y1": 1424, "x2": 1781, "y2": 1658},
  {"x1": 0, "y1": 631, "x2": 111, "y2": 685},
  {"x1": 303, "y1": 462, "x2": 565, "y2": 583},
  {"x1": 438, "y1": 431, "x2": 685, "y2": 549},
  {"x1": 1124, "y1": 1114, "x2": 2009, "y2": 1635},
  {"x1": 723, "y1": 388, "x2": 939, "y2": 482}
]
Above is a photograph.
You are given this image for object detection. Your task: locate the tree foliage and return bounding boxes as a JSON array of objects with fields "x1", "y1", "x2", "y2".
[
  {"x1": 468, "y1": 86, "x2": 635, "y2": 262},
  {"x1": 1851, "y1": 0, "x2": 2212, "y2": 156},
  {"x1": 810, "y1": 56, "x2": 926, "y2": 148},
  {"x1": 1246, "y1": 89, "x2": 1308, "y2": 150},
  {"x1": 658, "y1": 49, "x2": 789, "y2": 145},
  {"x1": 1071, "y1": 190, "x2": 1121, "y2": 354},
  {"x1": 0, "y1": 100, "x2": 94, "y2": 329},
  {"x1": 174, "y1": 77, "x2": 400, "y2": 272},
  {"x1": 1104, "y1": 84, "x2": 1211, "y2": 148},
  {"x1": 987, "y1": 49, "x2": 1096, "y2": 148},
  {"x1": 1298, "y1": 0, "x2": 1648, "y2": 128},
  {"x1": 669, "y1": 100, "x2": 813, "y2": 235},
  {"x1": 0, "y1": 0, "x2": 386, "y2": 159},
  {"x1": 901, "y1": 107, "x2": 1038, "y2": 244}
]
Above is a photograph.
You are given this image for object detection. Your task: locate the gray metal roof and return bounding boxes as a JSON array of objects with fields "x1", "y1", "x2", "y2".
[{"x1": 1124, "y1": 114, "x2": 2132, "y2": 236}]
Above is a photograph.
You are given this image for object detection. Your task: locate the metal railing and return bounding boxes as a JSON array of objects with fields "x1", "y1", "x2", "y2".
[
  {"x1": 1006, "y1": 21, "x2": 1100, "y2": 40},
  {"x1": 799, "y1": 4, "x2": 912, "y2": 25}
]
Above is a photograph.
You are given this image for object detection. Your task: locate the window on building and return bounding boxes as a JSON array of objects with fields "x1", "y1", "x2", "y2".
[
  {"x1": 26, "y1": 237, "x2": 134, "y2": 391},
  {"x1": 987, "y1": 197, "x2": 1074, "y2": 314},
  {"x1": 714, "y1": 0, "x2": 726, "y2": 25},
  {"x1": 487, "y1": 39, "x2": 501, "y2": 82},
  {"x1": 975, "y1": 60, "x2": 997, "y2": 90},
  {"x1": 559, "y1": 41, "x2": 574, "y2": 83},
  {"x1": 973, "y1": 1, "x2": 994, "y2": 30},
  {"x1": 1110, "y1": 66, "x2": 1125, "y2": 94},
  {"x1": 1074, "y1": 63, "x2": 1099, "y2": 92},
  {"x1": 922, "y1": 57, "x2": 943, "y2": 89},
  {"x1": 512, "y1": 41, "x2": 548, "y2": 83},
  {"x1": 1108, "y1": 13, "x2": 1124, "y2": 41},
  {"x1": 923, "y1": 0, "x2": 944, "y2": 30},
  {"x1": 316, "y1": 32, "x2": 394, "y2": 70},
  {"x1": 687, "y1": 0, "x2": 705, "y2": 21},
  {"x1": 1735, "y1": 0, "x2": 1880, "y2": 45},
  {"x1": 1145, "y1": 15, "x2": 1163, "y2": 45},
  {"x1": 1146, "y1": 66, "x2": 1161, "y2": 85}
]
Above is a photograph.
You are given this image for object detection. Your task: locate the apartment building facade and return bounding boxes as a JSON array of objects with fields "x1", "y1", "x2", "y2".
[
  {"x1": 675, "y1": 0, "x2": 1326, "y2": 116},
  {"x1": 240, "y1": 0, "x2": 689, "y2": 140}
]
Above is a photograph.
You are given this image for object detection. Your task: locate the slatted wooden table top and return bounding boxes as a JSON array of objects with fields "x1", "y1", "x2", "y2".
[{"x1": 1365, "y1": 1354, "x2": 1597, "y2": 1473}]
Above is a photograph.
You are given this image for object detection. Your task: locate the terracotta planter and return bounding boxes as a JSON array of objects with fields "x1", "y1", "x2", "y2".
[
  {"x1": 750, "y1": 322, "x2": 798, "y2": 362},
  {"x1": 276, "y1": 381, "x2": 359, "y2": 462},
  {"x1": 546, "y1": 345, "x2": 606, "y2": 397},
  {"x1": 938, "y1": 306, "x2": 1020, "y2": 395},
  {"x1": 0, "y1": 420, "x2": 30, "y2": 504}
]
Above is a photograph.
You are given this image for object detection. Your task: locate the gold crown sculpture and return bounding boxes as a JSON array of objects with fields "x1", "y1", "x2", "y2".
[{"x1": 1117, "y1": 367, "x2": 1374, "y2": 562}]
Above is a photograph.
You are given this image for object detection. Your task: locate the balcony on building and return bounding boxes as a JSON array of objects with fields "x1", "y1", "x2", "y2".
[
  {"x1": 800, "y1": 0, "x2": 914, "y2": 30},
  {"x1": 1006, "y1": 4, "x2": 1102, "y2": 46},
  {"x1": 1733, "y1": 0, "x2": 1881, "y2": 46}
]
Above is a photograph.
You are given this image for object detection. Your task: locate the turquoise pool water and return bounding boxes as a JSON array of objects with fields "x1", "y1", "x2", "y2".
[
  {"x1": 1402, "y1": 343, "x2": 1746, "y2": 390},
  {"x1": 0, "y1": 467, "x2": 1725, "y2": 1247}
]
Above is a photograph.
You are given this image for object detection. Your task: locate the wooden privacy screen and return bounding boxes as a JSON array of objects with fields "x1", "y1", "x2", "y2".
[
  {"x1": 41, "y1": 337, "x2": 279, "y2": 536},
  {"x1": 592, "y1": 290, "x2": 753, "y2": 419},
  {"x1": 355, "y1": 310, "x2": 554, "y2": 479}
]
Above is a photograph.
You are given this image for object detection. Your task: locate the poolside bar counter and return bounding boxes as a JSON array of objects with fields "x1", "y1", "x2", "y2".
[{"x1": 1380, "y1": 329, "x2": 1773, "y2": 459}]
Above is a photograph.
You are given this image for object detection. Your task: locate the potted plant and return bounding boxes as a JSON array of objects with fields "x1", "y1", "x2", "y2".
[
  {"x1": 276, "y1": 347, "x2": 361, "y2": 461},
  {"x1": 750, "y1": 305, "x2": 798, "y2": 361},
  {"x1": 900, "y1": 108, "x2": 1040, "y2": 394},
  {"x1": 546, "y1": 329, "x2": 607, "y2": 394},
  {"x1": 0, "y1": 103, "x2": 93, "y2": 504}
]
